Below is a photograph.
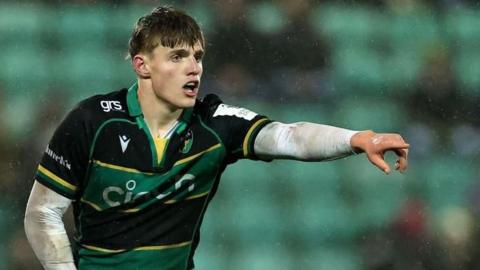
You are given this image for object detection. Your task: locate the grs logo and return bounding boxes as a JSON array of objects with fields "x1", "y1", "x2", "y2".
[
  {"x1": 102, "y1": 174, "x2": 196, "y2": 207},
  {"x1": 100, "y1": 100, "x2": 123, "y2": 112}
]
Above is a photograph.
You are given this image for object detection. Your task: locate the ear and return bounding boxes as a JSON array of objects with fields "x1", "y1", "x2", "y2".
[{"x1": 132, "y1": 54, "x2": 150, "y2": 78}]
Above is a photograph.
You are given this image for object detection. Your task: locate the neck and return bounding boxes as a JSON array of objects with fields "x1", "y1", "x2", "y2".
[{"x1": 137, "y1": 79, "x2": 182, "y2": 138}]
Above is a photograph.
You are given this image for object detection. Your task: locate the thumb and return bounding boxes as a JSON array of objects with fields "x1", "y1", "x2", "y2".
[{"x1": 368, "y1": 153, "x2": 391, "y2": 174}]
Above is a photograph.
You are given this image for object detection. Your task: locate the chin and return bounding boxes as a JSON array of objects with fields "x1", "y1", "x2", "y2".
[{"x1": 175, "y1": 99, "x2": 196, "y2": 109}]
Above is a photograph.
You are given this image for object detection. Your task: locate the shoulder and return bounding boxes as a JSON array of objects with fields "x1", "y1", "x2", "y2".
[
  {"x1": 67, "y1": 88, "x2": 130, "y2": 124},
  {"x1": 194, "y1": 93, "x2": 223, "y2": 118},
  {"x1": 193, "y1": 94, "x2": 272, "y2": 159},
  {"x1": 194, "y1": 94, "x2": 258, "y2": 121}
]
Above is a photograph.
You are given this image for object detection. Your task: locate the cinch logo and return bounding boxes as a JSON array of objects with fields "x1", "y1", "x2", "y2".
[
  {"x1": 102, "y1": 174, "x2": 196, "y2": 207},
  {"x1": 45, "y1": 145, "x2": 71, "y2": 170},
  {"x1": 100, "y1": 100, "x2": 122, "y2": 112}
]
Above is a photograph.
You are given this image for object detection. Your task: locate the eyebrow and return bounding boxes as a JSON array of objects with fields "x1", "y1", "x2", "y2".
[
  {"x1": 194, "y1": 49, "x2": 204, "y2": 59},
  {"x1": 169, "y1": 48, "x2": 205, "y2": 58},
  {"x1": 169, "y1": 49, "x2": 189, "y2": 57}
]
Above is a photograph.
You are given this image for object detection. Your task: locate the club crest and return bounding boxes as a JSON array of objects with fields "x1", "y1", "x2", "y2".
[{"x1": 181, "y1": 130, "x2": 193, "y2": 154}]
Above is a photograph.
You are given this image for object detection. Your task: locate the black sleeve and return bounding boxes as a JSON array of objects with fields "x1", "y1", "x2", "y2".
[
  {"x1": 200, "y1": 94, "x2": 272, "y2": 163},
  {"x1": 35, "y1": 102, "x2": 93, "y2": 200}
]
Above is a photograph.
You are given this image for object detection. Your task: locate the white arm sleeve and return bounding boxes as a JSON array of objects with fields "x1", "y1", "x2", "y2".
[
  {"x1": 254, "y1": 121, "x2": 359, "y2": 161},
  {"x1": 24, "y1": 180, "x2": 77, "y2": 270}
]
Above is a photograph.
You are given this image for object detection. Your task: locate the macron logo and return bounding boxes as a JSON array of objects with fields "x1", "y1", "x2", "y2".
[{"x1": 119, "y1": 135, "x2": 131, "y2": 153}]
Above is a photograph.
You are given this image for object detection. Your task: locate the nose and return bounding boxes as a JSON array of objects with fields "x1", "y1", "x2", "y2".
[{"x1": 187, "y1": 57, "x2": 201, "y2": 75}]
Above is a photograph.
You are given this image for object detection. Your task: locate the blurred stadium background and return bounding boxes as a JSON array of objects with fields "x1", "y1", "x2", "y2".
[{"x1": 1, "y1": 0, "x2": 480, "y2": 269}]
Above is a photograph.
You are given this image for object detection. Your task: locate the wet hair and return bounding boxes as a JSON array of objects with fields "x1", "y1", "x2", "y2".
[{"x1": 128, "y1": 6, "x2": 204, "y2": 59}]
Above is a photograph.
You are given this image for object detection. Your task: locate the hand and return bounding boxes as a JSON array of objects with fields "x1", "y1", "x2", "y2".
[{"x1": 350, "y1": 130, "x2": 409, "y2": 174}]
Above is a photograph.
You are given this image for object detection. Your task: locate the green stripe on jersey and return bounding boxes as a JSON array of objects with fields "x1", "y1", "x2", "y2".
[
  {"x1": 36, "y1": 167, "x2": 77, "y2": 199},
  {"x1": 78, "y1": 242, "x2": 191, "y2": 270}
]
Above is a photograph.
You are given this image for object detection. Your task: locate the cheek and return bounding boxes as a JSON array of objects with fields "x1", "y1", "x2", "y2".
[
  {"x1": 151, "y1": 65, "x2": 175, "y2": 83},
  {"x1": 158, "y1": 63, "x2": 180, "y2": 78},
  {"x1": 166, "y1": 68, "x2": 176, "y2": 77}
]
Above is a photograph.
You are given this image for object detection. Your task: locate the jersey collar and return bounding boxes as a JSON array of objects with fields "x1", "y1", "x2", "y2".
[
  {"x1": 126, "y1": 82, "x2": 194, "y2": 126},
  {"x1": 127, "y1": 83, "x2": 142, "y2": 117}
]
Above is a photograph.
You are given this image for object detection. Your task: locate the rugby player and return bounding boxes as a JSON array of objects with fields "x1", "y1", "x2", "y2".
[{"x1": 24, "y1": 6, "x2": 409, "y2": 270}]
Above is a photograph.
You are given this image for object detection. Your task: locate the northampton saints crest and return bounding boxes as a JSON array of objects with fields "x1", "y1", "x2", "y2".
[{"x1": 181, "y1": 130, "x2": 193, "y2": 154}]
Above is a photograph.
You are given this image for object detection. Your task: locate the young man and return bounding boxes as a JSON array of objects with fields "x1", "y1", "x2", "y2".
[{"x1": 24, "y1": 6, "x2": 409, "y2": 270}]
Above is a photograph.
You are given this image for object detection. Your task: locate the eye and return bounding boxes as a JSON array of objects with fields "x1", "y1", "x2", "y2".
[
  {"x1": 194, "y1": 53, "x2": 203, "y2": 63},
  {"x1": 171, "y1": 54, "x2": 181, "y2": 62}
]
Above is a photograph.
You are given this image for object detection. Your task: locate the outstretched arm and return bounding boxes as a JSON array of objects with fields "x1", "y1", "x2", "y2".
[
  {"x1": 254, "y1": 122, "x2": 408, "y2": 174},
  {"x1": 24, "y1": 181, "x2": 77, "y2": 270}
]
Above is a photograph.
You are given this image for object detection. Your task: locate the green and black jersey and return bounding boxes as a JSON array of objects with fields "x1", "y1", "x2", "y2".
[{"x1": 35, "y1": 83, "x2": 271, "y2": 270}]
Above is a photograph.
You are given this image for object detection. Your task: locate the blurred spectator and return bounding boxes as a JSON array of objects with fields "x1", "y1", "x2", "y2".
[
  {"x1": 385, "y1": 0, "x2": 426, "y2": 14},
  {"x1": 205, "y1": 0, "x2": 261, "y2": 99},
  {"x1": 0, "y1": 87, "x2": 20, "y2": 270},
  {"x1": 274, "y1": 0, "x2": 330, "y2": 71},
  {"x1": 361, "y1": 199, "x2": 448, "y2": 270},
  {"x1": 205, "y1": 63, "x2": 256, "y2": 100},
  {"x1": 8, "y1": 229, "x2": 43, "y2": 270},
  {"x1": 0, "y1": 89, "x2": 13, "y2": 194},
  {"x1": 405, "y1": 46, "x2": 463, "y2": 151},
  {"x1": 389, "y1": 199, "x2": 447, "y2": 270},
  {"x1": 437, "y1": 206, "x2": 476, "y2": 269},
  {"x1": 264, "y1": 0, "x2": 331, "y2": 101},
  {"x1": 14, "y1": 89, "x2": 68, "y2": 204}
]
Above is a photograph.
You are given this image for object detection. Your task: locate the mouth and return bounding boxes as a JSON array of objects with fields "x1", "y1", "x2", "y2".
[{"x1": 182, "y1": 80, "x2": 199, "y2": 97}]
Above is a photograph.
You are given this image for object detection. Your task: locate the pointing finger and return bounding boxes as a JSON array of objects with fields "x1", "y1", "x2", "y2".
[{"x1": 368, "y1": 153, "x2": 391, "y2": 174}]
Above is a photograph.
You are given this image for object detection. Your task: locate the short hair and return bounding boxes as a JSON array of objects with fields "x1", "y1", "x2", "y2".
[{"x1": 128, "y1": 6, "x2": 204, "y2": 59}]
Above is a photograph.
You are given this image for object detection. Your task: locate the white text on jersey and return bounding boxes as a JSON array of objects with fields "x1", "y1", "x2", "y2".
[
  {"x1": 213, "y1": 104, "x2": 257, "y2": 120},
  {"x1": 100, "y1": 100, "x2": 123, "y2": 112},
  {"x1": 45, "y1": 145, "x2": 72, "y2": 170}
]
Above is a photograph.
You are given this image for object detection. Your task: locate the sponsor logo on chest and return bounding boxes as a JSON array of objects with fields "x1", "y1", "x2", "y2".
[
  {"x1": 102, "y1": 174, "x2": 196, "y2": 207},
  {"x1": 100, "y1": 100, "x2": 123, "y2": 112}
]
